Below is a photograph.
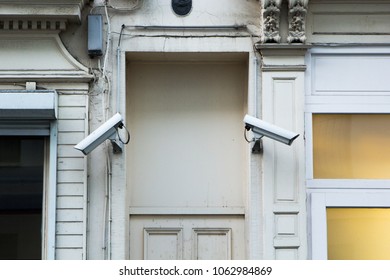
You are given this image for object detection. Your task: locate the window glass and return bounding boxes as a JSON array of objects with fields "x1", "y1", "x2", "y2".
[
  {"x1": 327, "y1": 208, "x2": 390, "y2": 260},
  {"x1": 0, "y1": 137, "x2": 44, "y2": 260},
  {"x1": 313, "y1": 114, "x2": 390, "y2": 179}
]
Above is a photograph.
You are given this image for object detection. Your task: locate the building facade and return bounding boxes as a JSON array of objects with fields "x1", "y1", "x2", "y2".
[{"x1": 0, "y1": 0, "x2": 389, "y2": 260}]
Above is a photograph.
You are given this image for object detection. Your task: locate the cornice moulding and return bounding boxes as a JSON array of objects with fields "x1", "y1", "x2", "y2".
[
  {"x1": 0, "y1": 33, "x2": 92, "y2": 82},
  {"x1": 0, "y1": 1, "x2": 87, "y2": 24},
  {"x1": 256, "y1": 43, "x2": 311, "y2": 55},
  {"x1": 261, "y1": 65, "x2": 307, "y2": 72}
]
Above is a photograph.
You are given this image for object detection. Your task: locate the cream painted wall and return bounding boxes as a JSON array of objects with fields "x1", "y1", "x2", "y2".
[
  {"x1": 61, "y1": 0, "x2": 262, "y2": 67},
  {"x1": 306, "y1": 0, "x2": 390, "y2": 44},
  {"x1": 127, "y1": 56, "x2": 247, "y2": 209}
]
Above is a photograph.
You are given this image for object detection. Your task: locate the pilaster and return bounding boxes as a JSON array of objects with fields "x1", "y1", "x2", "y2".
[{"x1": 256, "y1": 44, "x2": 309, "y2": 259}]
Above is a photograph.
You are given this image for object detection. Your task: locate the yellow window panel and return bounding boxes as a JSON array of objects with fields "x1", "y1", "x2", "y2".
[
  {"x1": 313, "y1": 114, "x2": 390, "y2": 179},
  {"x1": 327, "y1": 208, "x2": 390, "y2": 260}
]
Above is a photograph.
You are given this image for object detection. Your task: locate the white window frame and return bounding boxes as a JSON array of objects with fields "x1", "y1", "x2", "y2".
[
  {"x1": 310, "y1": 191, "x2": 390, "y2": 259},
  {"x1": 305, "y1": 47, "x2": 390, "y2": 259},
  {"x1": 306, "y1": 47, "x2": 390, "y2": 188},
  {"x1": 0, "y1": 90, "x2": 57, "y2": 259}
]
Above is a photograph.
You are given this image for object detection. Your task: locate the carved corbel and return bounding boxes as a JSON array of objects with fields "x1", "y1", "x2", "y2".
[
  {"x1": 262, "y1": 0, "x2": 282, "y2": 43},
  {"x1": 287, "y1": 0, "x2": 309, "y2": 43}
]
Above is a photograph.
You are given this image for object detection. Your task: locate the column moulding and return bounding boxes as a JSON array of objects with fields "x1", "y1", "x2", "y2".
[{"x1": 256, "y1": 44, "x2": 311, "y2": 71}]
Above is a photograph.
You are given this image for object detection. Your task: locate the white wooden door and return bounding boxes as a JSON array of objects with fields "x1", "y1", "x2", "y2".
[{"x1": 126, "y1": 53, "x2": 248, "y2": 259}]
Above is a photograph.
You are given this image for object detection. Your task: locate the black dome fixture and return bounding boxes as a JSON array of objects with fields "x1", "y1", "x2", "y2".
[{"x1": 172, "y1": 0, "x2": 192, "y2": 16}]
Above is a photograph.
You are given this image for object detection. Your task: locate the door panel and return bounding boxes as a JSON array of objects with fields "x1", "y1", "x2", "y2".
[
  {"x1": 126, "y1": 54, "x2": 248, "y2": 259},
  {"x1": 130, "y1": 215, "x2": 245, "y2": 260},
  {"x1": 193, "y1": 228, "x2": 232, "y2": 260}
]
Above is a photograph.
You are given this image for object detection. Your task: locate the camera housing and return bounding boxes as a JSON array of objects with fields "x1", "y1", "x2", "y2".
[
  {"x1": 244, "y1": 114, "x2": 299, "y2": 145},
  {"x1": 74, "y1": 113, "x2": 124, "y2": 155}
]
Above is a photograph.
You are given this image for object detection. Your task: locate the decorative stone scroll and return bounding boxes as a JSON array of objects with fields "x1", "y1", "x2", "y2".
[
  {"x1": 287, "y1": 0, "x2": 308, "y2": 43},
  {"x1": 262, "y1": 0, "x2": 282, "y2": 43}
]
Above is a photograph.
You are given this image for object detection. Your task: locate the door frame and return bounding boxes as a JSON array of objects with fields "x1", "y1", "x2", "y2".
[
  {"x1": 114, "y1": 35, "x2": 261, "y2": 259},
  {"x1": 125, "y1": 52, "x2": 249, "y2": 260}
]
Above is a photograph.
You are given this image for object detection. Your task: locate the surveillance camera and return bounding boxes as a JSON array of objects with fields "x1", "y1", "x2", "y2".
[
  {"x1": 244, "y1": 114, "x2": 299, "y2": 145},
  {"x1": 74, "y1": 113, "x2": 124, "y2": 155}
]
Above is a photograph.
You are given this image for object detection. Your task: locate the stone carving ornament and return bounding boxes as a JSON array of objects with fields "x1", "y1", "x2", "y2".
[
  {"x1": 262, "y1": 0, "x2": 282, "y2": 43},
  {"x1": 287, "y1": 0, "x2": 308, "y2": 43}
]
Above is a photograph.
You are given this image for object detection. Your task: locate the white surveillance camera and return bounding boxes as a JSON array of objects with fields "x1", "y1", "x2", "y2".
[
  {"x1": 74, "y1": 113, "x2": 124, "y2": 155},
  {"x1": 244, "y1": 114, "x2": 299, "y2": 145}
]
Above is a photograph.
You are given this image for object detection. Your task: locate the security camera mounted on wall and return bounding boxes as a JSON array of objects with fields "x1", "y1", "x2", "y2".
[
  {"x1": 74, "y1": 113, "x2": 125, "y2": 155},
  {"x1": 244, "y1": 114, "x2": 299, "y2": 145}
]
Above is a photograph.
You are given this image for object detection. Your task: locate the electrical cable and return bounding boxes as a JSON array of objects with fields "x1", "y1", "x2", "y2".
[
  {"x1": 116, "y1": 124, "x2": 131, "y2": 144},
  {"x1": 118, "y1": 24, "x2": 125, "y2": 48},
  {"x1": 244, "y1": 127, "x2": 254, "y2": 143},
  {"x1": 244, "y1": 127, "x2": 263, "y2": 144},
  {"x1": 102, "y1": 4, "x2": 111, "y2": 78}
]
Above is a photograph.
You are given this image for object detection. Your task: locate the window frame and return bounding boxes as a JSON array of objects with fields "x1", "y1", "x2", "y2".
[
  {"x1": 306, "y1": 47, "x2": 390, "y2": 259},
  {"x1": 0, "y1": 122, "x2": 57, "y2": 260},
  {"x1": 0, "y1": 90, "x2": 57, "y2": 260},
  {"x1": 305, "y1": 47, "x2": 390, "y2": 189},
  {"x1": 310, "y1": 191, "x2": 390, "y2": 260}
]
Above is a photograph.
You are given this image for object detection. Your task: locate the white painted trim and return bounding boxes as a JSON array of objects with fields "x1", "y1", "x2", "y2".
[
  {"x1": 0, "y1": 91, "x2": 57, "y2": 119},
  {"x1": 309, "y1": 46, "x2": 390, "y2": 55},
  {"x1": 52, "y1": 35, "x2": 89, "y2": 73},
  {"x1": 306, "y1": 95, "x2": 390, "y2": 111},
  {"x1": 309, "y1": 192, "x2": 327, "y2": 260},
  {"x1": 0, "y1": 0, "x2": 86, "y2": 23},
  {"x1": 309, "y1": 191, "x2": 390, "y2": 260},
  {"x1": 192, "y1": 228, "x2": 232, "y2": 260},
  {"x1": 129, "y1": 207, "x2": 246, "y2": 215},
  {"x1": 82, "y1": 96, "x2": 88, "y2": 260},
  {"x1": 0, "y1": 34, "x2": 92, "y2": 82},
  {"x1": 305, "y1": 46, "x2": 390, "y2": 182},
  {"x1": 121, "y1": 37, "x2": 255, "y2": 53},
  {"x1": 306, "y1": 46, "x2": 390, "y2": 260},
  {"x1": 304, "y1": 113, "x2": 313, "y2": 181},
  {"x1": 46, "y1": 121, "x2": 58, "y2": 260},
  {"x1": 143, "y1": 228, "x2": 183, "y2": 260},
  {"x1": 307, "y1": 179, "x2": 390, "y2": 189},
  {"x1": 0, "y1": 91, "x2": 58, "y2": 259},
  {"x1": 122, "y1": 41, "x2": 259, "y2": 260},
  {"x1": 247, "y1": 51, "x2": 262, "y2": 260}
]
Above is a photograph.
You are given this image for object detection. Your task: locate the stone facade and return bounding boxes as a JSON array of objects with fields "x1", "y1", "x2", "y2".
[{"x1": 0, "y1": 0, "x2": 390, "y2": 260}]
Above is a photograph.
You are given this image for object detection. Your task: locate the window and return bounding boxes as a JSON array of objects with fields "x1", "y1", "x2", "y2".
[
  {"x1": 310, "y1": 192, "x2": 390, "y2": 260},
  {"x1": 313, "y1": 114, "x2": 390, "y2": 179},
  {"x1": 327, "y1": 208, "x2": 390, "y2": 260},
  {"x1": 0, "y1": 137, "x2": 45, "y2": 260},
  {"x1": 0, "y1": 90, "x2": 58, "y2": 259},
  {"x1": 306, "y1": 48, "x2": 390, "y2": 259}
]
